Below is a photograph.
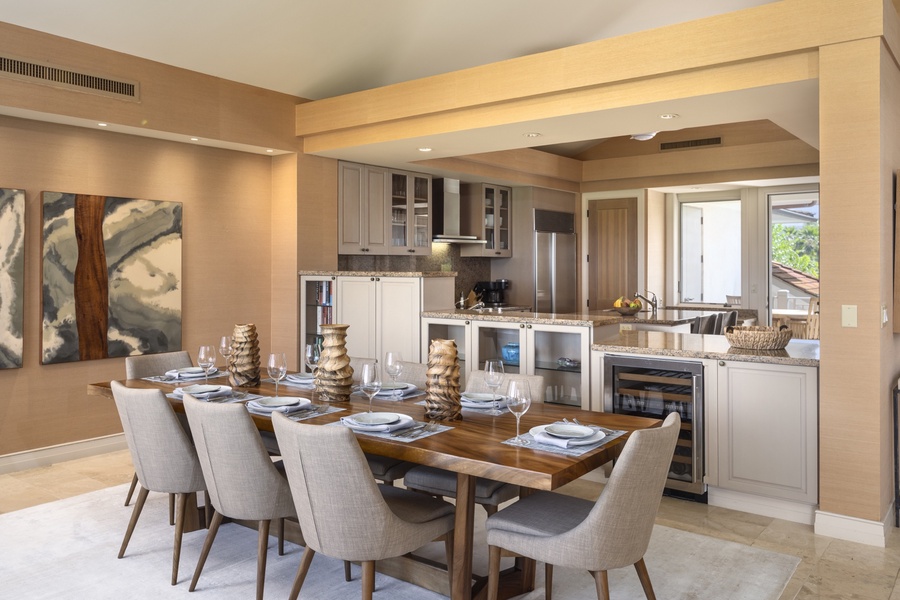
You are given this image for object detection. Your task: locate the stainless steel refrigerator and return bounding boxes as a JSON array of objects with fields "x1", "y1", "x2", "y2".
[{"x1": 534, "y1": 209, "x2": 577, "y2": 313}]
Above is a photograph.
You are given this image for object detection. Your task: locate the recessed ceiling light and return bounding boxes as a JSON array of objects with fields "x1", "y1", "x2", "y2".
[
  {"x1": 266, "y1": 149, "x2": 274, "y2": 153},
  {"x1": 659, "y1": 113, "x2": 680, "y2": 120},
  {"x1": 418, "y1": 147, "x2": 432, "y2": 152},
  {"x1": 97, "y1": 123, "x2": 108, "y2": 127},
  {"x1": 523, "y1": 132, "x2": 542, "y2": 138},
  {"x1": 190, "y1": 137, "x2": 200, "y2": 142},
  {"x1": 630, "y1": 132, "x2": 658, "y2": 141}
]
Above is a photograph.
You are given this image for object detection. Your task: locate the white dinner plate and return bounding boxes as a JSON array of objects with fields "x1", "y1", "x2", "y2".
[
  {"x1": 544, "y1": 423, "x2": 595, "y2": 439},
  {"x1": 461, "y1": 392, "x2": 496, "y2": 403},
  {"x1": 256, "y1": 397, "x2": 301, "y2": 408},
  {"x1": 379, "y1": 382, "x2": 411, "y2": 391},
  {"x1": 350, "y1": 412, "x2": 401, "y2": 425},
  {"x1": 181, "y1": 384, "x2": 221, "y2": 395},
  {"x1": 177, "y1": 367, "x2": 206, "y2": 375},
  {"x1": 529, "y1": 425, "x2": 606, "y2": 446}
]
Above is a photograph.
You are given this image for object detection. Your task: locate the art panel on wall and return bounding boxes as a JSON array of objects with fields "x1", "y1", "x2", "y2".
[
  {"x1": 41, "y1": 192, "x2": 182, "y2": 364},
  {"x1": 0, "y1": 188, "x2": 25, "y2": 369}
]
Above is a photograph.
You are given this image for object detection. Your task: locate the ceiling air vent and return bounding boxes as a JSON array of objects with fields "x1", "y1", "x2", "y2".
[
  {"x1": 0, "y1": 54, "x2": 139, "y2": 101},
  {"x1": 660, "y1": 137, "x2": 722, "y2": 151}
]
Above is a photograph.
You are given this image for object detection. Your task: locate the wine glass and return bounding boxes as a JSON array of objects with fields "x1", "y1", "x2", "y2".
[
  {"x1": 360, "y1": 361, "x2": 382, "y2": 413},
  {"x1": 484, "y1": 359, "x2": 505, "y2": 416},
  {"x1": 197, "y1": 345, "x2": 216, "y2": 385},
  {"x1": 219, "y1": 336, "x2": 233, "y2": 366},
  {"x1": 507, "y1": 380, "x2": 532, "y2": 445},
  {"x1": 267, "y1": 352, "x2": 287, "y2": 398},
  {"x1": 384, "y1": 352, "x2": 403, "y2": 399},
  {"x1": 305, "y1": 343, "x2": 320, "y2": 375}
]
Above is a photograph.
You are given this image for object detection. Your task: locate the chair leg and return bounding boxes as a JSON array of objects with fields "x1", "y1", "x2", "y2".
[
  {"x1": 204, "y1": 492, "x2": 211, "y2": 528},
  {"x1": 288, "y1": 546, "x2": 316, "y2": 600},
  {"x1": 344, "y1": 560, "x2": 352, "y2": 581},
  {"x1": 256, "y1": 520, "x2": 271, "y2": 600},
  {"x1": 361, "y1": 560, "x2": 376, "y2": 600},
  {"x1": 190, "y1": 510, "x2": 223, "y2": 592},
  {"x1": 545, "y1": 563, "x2": 553, "y2": 600},
  {"x1": 169, "y1": 493, "x2": 175, "y2": 526},
  {"x1": 590, "y1": 570, "x2": 610, "y2": 600},
  {"x1": 278, "y1": 517, "x2": 285, "y2": 556},
  {"x1": 124, "y1": 472, "x2": 138, "y2": 506},
  {"x1": 634, "y1": 558, "x2": 657, "y2": 600},
  {"x1": 487, "y1": 545, "x2": 501, "y2": 600},
  {"x1": 444, "y1": 529, "x2": 454, "y2": 584},
  {"x1": 172, "y1": 492, "x2": 188, "y2": 585},
  {"x1": 119, "y1": 486, "x2": 150, "y2": 558}
]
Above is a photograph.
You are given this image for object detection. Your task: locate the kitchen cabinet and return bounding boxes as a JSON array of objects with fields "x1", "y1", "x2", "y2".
[
  {"x1": 460, "y1": 183, "x2": 512, "y2": 257},
  {"x1": 338, "y1": 161, "x2": 432, "y2": 256}
]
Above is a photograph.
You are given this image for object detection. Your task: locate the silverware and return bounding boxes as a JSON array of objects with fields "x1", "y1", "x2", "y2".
[
  {"x1": 407, "y1": 422, "x2": 438, "y2": 439},
  {"x1": 392, "y1": 423, "x2": 426, "y2": 438}
]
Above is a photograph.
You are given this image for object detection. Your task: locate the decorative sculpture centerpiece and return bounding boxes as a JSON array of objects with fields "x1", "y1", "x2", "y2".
[
  {"x1": 424, "y1": 338, "x2": 462, "y2": 421},
  {"x1": 227, "y1": 323, "x2": 260, "y2": 387},
  {"x1": 314, "y1": 324, "x2": 354, "y2": 402}
]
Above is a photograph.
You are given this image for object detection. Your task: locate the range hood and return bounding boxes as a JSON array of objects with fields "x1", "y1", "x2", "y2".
[{"x1": 431, "y1": 178, "x2": 488, "y2": 244}]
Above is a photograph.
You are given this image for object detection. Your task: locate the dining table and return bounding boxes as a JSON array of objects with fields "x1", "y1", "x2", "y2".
[{"x1": 88, "y1": 373, "x2": 661, "y2": 600}]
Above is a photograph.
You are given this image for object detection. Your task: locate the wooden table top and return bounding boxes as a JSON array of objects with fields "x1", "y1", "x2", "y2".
[{"x1": 89, "y1": 377, "x2": 661, "y2": 492}]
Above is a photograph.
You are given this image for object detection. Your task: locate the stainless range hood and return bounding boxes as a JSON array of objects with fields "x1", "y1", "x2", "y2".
[{"x1": 432, "y1": 178, "x2": 487, "y2": 244}]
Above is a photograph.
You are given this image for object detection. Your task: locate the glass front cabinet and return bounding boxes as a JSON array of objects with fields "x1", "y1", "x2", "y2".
[
  {"x1": 389, "y1": 170, "x2": 431, "y2": 255},
  {"x1": 299, "y1": 275, "x2": 336, "y2": 371}
]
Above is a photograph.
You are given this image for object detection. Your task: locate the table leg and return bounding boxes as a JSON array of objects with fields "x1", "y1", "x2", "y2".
[{"x1": 452, "y1": 473, "x2": 476, "y2": 600}]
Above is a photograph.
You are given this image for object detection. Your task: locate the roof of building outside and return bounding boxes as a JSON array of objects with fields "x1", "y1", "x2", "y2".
[{"x1": 771, "y1": 261, "x2": 819, "y2": 297}]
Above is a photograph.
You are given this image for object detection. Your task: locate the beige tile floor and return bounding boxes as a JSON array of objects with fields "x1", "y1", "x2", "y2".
[{"x1": 3, "y1": 451, "x2": 899, "y2": 599}]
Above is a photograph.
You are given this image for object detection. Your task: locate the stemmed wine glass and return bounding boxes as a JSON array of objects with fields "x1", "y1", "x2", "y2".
[
  {"x1": 219, "y1": 336, "x2": 233, "y2": 368},
  {"x1": 305, "y1": 343, "x2": 320, "y2": 375},
  {"x1": 506, "y1": 379, "x2": 532, "y2": 445},
  {"x1": 198, "y1": 345, "x2": 216, "y2": 385},
  {"x1": 267, "y1": 352, "x2": 287, "y2": 398},
  {"x1": 484, "y1": 359, "x2": 505, "y2": 416},
  {"x1": 360, "y1": 361, "x2": 382, "y2": 413},
  {"x1": 384, "y1": 352, "x2": 403, "y2": 399}
]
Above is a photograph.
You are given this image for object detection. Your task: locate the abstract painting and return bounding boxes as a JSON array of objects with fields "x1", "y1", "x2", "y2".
[
  {"x1": 41, "y1": 192, "x2": 182, "y2": 364},
  {"x1": 0, "y1": 188, "x2": 25, "y2": 369}
]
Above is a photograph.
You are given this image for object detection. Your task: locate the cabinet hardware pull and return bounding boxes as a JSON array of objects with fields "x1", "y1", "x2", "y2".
[
  {"x1": 719, "y1": 361, "x2": 725, "y2": 366},
  {"x1": 520, "y1": 324, "x2": 525, "y2": 328}
]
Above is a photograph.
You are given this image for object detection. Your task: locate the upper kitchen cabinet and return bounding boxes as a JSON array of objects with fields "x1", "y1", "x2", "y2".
[
  {"x1": 338, "y1": 161, "x2": 431, "y2": 256},
  {"x1": 460, "y1": 183, "x2": 512, "y2": 257}
]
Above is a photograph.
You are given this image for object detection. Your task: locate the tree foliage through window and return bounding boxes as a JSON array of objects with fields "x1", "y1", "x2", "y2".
[{"x1": 771, "y1": 223, "x2": 819, "y2": 278}]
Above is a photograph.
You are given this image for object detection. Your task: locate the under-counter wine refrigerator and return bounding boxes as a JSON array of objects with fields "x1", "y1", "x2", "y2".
[{"x1": 603, "y1": 354, "x2": 705, "y2": 497}]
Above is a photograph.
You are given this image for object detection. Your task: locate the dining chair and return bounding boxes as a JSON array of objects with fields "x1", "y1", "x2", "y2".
[
  {"x1": 806, "y1": 298, "x2": 820, "y2": 340},
  {"x1": 485, "y1": 412, "x2": 681, "y2": 600},
  {"x1": 110, "y1": 381, "x2": 207, "y2": 586},
  {"x1": 271, "y1": 412, "x2": 455, "y2": 600},
  {"x1": 726, "y1": 294, "x2": 742, "y2": 306},
  {"x1": 123, "y1": 350, "x2": 194, "y2": 520},
  {"x1": 403, "y1": 373, "x2": 545, "y2": 516},
  {"x1": 719, "y1": 310, "x2": 738, "y2": 333},
  {"x1": 182, "y1": 394, "x2": 297, "y2": 600}
]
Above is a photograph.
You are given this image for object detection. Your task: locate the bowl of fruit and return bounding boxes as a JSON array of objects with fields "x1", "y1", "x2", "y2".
[{"x1": 612, "y1": 296, "x2": 643, "y2": 315}]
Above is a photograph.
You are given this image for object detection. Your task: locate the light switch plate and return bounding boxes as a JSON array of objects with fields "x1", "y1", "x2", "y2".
[{"x1": 842, "y1": 304, "x2": 858, "y2": 327}]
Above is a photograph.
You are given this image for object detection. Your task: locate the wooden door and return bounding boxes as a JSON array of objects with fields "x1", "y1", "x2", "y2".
[{"x1": 588, "y1": 198, "x2": 638, "y2": 310}]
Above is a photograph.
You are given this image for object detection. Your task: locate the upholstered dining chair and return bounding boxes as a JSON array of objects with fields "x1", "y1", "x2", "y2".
[
  {"x1": 403, "y1": 373, "x2": 545, "y2": 515},
  {"x1": 123, "y1": 351, "x2": 194, "y2": 521},
  {"x1": 110, "y1": 381, "x2": 207, "y2": 586},
  {"x1": 182, "y1": 394, "x2": 297, "y2": 600},
  {"x1": 271, "y1": 412, "x2": 455, "y2": 600},
  {"x1": 485, "y1": 412, "x2": 681, "y2": 600}
]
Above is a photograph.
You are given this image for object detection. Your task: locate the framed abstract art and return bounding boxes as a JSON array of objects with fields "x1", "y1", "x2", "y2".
[{"x1": 0, "y1": 188, "x2": 25, "y2": 369}]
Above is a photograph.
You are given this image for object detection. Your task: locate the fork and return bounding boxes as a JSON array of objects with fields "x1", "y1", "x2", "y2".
[{"x1": 407, "y1": 422, "x2": 438, "y2": 439}]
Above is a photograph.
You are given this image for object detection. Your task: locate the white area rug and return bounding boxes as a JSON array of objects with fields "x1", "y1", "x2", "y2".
[{"x1": 0, "y1": 484, "x2": 799, "y2": 599}]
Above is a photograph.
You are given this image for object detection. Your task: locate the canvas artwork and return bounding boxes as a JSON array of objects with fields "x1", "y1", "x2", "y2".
[
  {"x1": 41, "y1": 192, "x2": 182, "y2": 364},
  {"x1": 0, "y1": 188, "x2": 25, "y2": 369}
]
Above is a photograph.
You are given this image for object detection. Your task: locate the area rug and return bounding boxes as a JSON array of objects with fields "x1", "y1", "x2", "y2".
[{"x1": 0, "y1": 484, "x2": 799, "y2": 599}]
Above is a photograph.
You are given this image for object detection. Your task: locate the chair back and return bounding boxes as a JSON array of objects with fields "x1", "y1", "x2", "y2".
[
  {"x1": 693, "y1": 314, "x2": 716, "y2": 334},
  {"x1": 397, "y1": 361, "x2": 428, "y2": 389},
  {"x1": 466, "y1": 370, "x2": 546, "y2": 402},
  {"x1": 125, "y1": 351, "x2": 193, "y2": 379},
  {"x1": 571, "y1": 412, "x2": 681, "y2": 570},
  {"x1": 720, "y1": 310, "x2": 738, "y2": 333},
  {"x1": 183, "y1": 395, "x2": 294, "y2": 520},
  {"x1": 807, "y1": 298, "x2": 820, "y2": 340},
  {"x1": 111, "y1": 381, "x2": 205, "y2": 494},
  {"x1": 272, "y1": 414, "x2": 408, "y2": 558},
  {"x1": 726, "y1": 294, "x2": 742, "y2": 306}
]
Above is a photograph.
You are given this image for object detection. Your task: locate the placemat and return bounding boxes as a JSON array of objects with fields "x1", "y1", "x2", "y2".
[
  {"x1": 502, "y1": 426, "x2": 626, "y2": 457},
  {"x1": 328, "y1": 419, "x2": 452, "y2": 443}
]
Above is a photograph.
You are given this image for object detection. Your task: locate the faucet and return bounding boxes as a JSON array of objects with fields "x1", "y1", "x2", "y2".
[
  {"x1": 634, "y1": 291, "x2": 659, "y2": 316},
  {"x1": 469, "y1": 301, "x2": 485, "y2": 311}
]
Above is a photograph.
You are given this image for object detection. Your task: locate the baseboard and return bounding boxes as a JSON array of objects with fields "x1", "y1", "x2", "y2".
[
  {"x1": 814, "y1": 504, "x2": 893, "y2": 548},
  {"x1": 0, "y1": 434, "x2": 127, "y2": 475},
  {"x1": 708, "y1": 487, "x2": 816, "y2": 525}
]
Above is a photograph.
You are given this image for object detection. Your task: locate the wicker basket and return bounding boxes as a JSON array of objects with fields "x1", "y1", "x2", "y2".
[{"x1": 724, "y1": 325, "x2": 792, "y2": 350}]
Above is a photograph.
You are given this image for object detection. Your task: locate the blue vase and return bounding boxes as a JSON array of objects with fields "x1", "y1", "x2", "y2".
[{"x1": 501, "y1": 343, "x2": 520, "y2": 365}]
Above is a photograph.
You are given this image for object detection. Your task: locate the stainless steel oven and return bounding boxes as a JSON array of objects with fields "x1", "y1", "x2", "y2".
[{"x1": 603, "y1": 354, "x2": 705, "y2": 496}]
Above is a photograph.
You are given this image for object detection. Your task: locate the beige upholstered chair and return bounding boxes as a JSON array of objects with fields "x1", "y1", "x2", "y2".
[
  {"x1": 806, "y1": 298, "x2": 820, "y2": 340},
  {"x1": 111, "y1": 381, "x2": 207, "y2": 586},
  {"x1": 485, "y1": 413, "x2": 681, "y2": 600},
  {"x1": 123, "y1": 351, "x2": 194, "y2": 516},
  {"x1": 395, "y1": 360, "x2": 428, "y2": 389},
  {"x1": 271, "y1": 413, "x2": 455, "y2": 600},
  {"x1": 403, "y1": 373, "x2": 545, "y2": 515},
  {"x1": 182, "y1": 395, "x2": 297, "y2": 600}
]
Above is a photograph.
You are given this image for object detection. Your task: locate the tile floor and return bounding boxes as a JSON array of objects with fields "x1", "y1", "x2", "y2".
[{"x1": 2, "y1": 451, "x2": 899, "y2": 599}]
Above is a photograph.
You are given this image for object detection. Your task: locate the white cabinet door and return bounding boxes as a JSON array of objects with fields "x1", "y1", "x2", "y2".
[
  {"x1": 377, "y1": 277, "x2": 421, "y2": 360},
  {"x1": 526, "y1": 323, "x2": 591, "y2": 408},
  {"x1": 716, "y1": 361, "x2": 818, "y2": 503},
  {"x1": 336, "y1": 276, "x2": 378, "y2": 359}
]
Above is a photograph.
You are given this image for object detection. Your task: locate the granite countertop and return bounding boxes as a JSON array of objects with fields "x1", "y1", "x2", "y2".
[
  {"x1": 422, "y1": 309, "x2": 622, "y2": 327},
  {"x1": 592, "y1": 329, "x2": 819, "y2": 367},
  {"x1": 299, "y1": 270, "x2": 457, "y2": 277}
]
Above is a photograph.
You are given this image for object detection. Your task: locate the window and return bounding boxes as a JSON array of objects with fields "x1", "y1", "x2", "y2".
[{"x1": 679, "y1": 199, "x2": 741, "y2": 304}]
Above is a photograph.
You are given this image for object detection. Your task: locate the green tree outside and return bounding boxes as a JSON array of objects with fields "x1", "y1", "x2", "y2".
[{"x1": 771, "y1": 223, "x2": 819, "y2": 278}]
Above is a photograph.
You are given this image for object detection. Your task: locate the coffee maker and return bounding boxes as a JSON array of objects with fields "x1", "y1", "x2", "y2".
[{"x1": 473, "y1": 279, "x2": 510, "y2": 306}]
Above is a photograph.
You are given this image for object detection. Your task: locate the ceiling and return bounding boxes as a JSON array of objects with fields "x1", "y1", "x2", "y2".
[{"x1": 0, "y1": 0, "x2": 819, "y2": 189}]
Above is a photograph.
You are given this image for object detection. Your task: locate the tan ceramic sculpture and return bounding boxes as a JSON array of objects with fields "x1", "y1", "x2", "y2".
[
  {"x1": 314, "y1": 324, "x2": 354, "y2": 402},
  {"x1": 227, "y1": 323, "x2": 260, "y2": 387},
  {"x1": 424, "y1": 338, "x2": 462, "y2": 421}
]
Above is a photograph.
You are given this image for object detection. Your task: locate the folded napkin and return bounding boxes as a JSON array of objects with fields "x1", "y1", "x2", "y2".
[
  {"x1": 375, "y1": 385, "x2": 421, "y2": 399},
  {"x1": 165, "y1": 367, "x2": 217, "y2": 380},
  {"x1": 340, "y1": 414, "x2": 415, "y2": 433},
  {"x1": 285, "y1": 374, "x2": 315, "y2": 384},
  {"x1": 246, "y1": 398, "x2": 311, "y2": 414},
  {"x1": 461, "y1": 396, "x2": 508, "y2": 409},
  {"x1": 174, "y1": 385, "x2": 232, "y2": 400},
  {"x1": 533, "y1": 424, "x2": 605, "y2": 449}
]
